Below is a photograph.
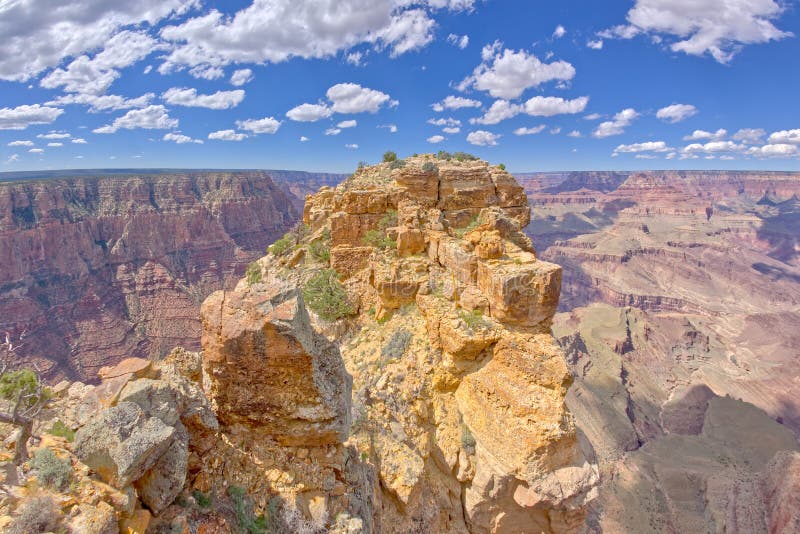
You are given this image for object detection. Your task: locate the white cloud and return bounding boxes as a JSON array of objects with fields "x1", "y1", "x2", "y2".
[
  {"x1": 587, "y1": 39, "x2": 604, "y2": 50},
  {"x1": 286, "y1": 103, "x2": 333, "y2": 122},
  {"x1": 614, "y1": 141, "x2": 671, "y2": 154},
  {"x1": 524, "y1": 96, "x2": 589, "y2": 117},
  {"x1": 447, "y1": 33, "x2": 470, "y2": 49},
  {"x1": 208, "y1": 129, "x2": 248, "y2": 141},
  {"x1": 71, "y1": 138, "x2": 87, "y2": 144},
  {"x1": 236, "y1": 117, "x2": 281, "y2": 134},
  {"x1": 0, "y1": 0, "x2": 195, "y2": 82},
  {"x1": 607, "y1": 0, "x2": 791, "y2": 63},
  {"x1": 567, "y1": 130, "x2": 582, "y2": 138},
  {"x1": 719, "y1": 155, "x2": 736, "y2": 160},
  {"x1": 325, "y1": 128, "x2": 342, "y2": 136},
  {"x1": 683, "y1": 128, "x2": 727, "y2": 141},
  {"x1": 459, "y1": 41, "x2": 576, "y2": 99},
  {"x1": 28, "y1": 148, "x2": 44, "y2": 153},
  {"x1": 593, "y1": 108, "x2": 639, "y2": 138},
  {"x1": 732, "y1": 128, "x2": 766, "y2": 144},
  {"x1": 143, "y1": 65, "x2": 153, "y2": 74},
  {"x1": 230, "y1": 68, "x2": 254, "y2": 86},
  {"x1": 36, "y1": 132, "x2": 70, "y2": 139},
  {"x1": 553, "y1": 25, "x2": 566, "y2": 39},
  {"x1": 379, "y1": 124, "x2": 398, "y2": 133},
  {"x1": 428, "y1": 117, "x2": 461, "y2": 127},
  {"x1": 656, "y1": 103, "x2": 698, "y2": 123},
  {"x1": 472, "y1": 100, "x2": 521, "y2": 125},
  {"x1": 747, "y1": 143, "x2": 798, "y2": 157},
  {"x1": 189, "y1": 65, "x2": 224, "y2": 80},
  {"x1": 635, "y1": 154, "x2": 658, "y2": 159},
  {"x1": 442, "y1": 126, "x2": 460, "y2": 134},
  {"x1": 0, "y1": 104, "x2": 64, "y2": 130},
  {"x1": 550, "y1": 127, "x2": 562, "y2": 135},
  {"x1": 767, "y1": 129, "x2": 800, "y2": 145},
  {"x1": 47, "y1": 142, "x2": 63, "y2": 147},
  {"x1": 8, "y1": 140, "x2": 34, "y2": 146},
  {"x1": 345, "y1": 143, "x2": 359, "y2": 149},
  {"x1": 327, "y1": 83, "x2": 394, "y2": 113},
  {"x1": 513, "y1": 125, "x2": 546, "y2": 135},
  {"x1": 93, "y1": 105, "x2": 178, "y2": 134},
  {"x1": 5, "y1": 154, "x2": 19, "y2": 164},
  {"x1": 163, "y1": 132, "x2": 203, "y2": 144},
  {"x1": 47, "y1": 93, "x2": 154, "y2": 112},
  {"x1": 337, "y1": 120, "x2": 357, "y2": 129},
  {"x1": 432, "y1": 95, "x2": 481, "y2": 112},
  {"x1": 427, "y1": 135, "x2": 445, "y2": 143},
  {"x1": 162, "y1": 87, "x2": 245, "y2": 110},
  {"x1": 300, "y1": 136, "x2": 309, "y2": 142},
  {"x1": 467, "y1": 130, "x2": 500, "y2": 146},
  {"x1": 683, "y1": 140, "x2": 744, "y2": 153},
  {"x1": 584, "y1": 113, "x2": 603, "y2": 120}
]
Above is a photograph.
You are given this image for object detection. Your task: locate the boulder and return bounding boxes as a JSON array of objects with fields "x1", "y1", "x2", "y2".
[
  {"x1": 68, "y1": 501, "x2": 118, "y2": 534},
  {"x1": 135, "y1": 425, "x2": 189, "y2": 515}
]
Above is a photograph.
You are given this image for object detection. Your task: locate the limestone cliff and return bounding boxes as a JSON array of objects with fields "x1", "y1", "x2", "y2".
[{"x1": 197, "y1": 155, "x2": 597, "y2": 533}]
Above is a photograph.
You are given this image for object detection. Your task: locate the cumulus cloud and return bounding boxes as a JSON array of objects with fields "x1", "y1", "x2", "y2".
[
  {"x1": 656, "y1": 103, "x2": 698, "y2": 123},
  {"x1": 208, "y1": 129, "x2": 248, "y2": 141},
  {"x1": 93, "y1": 105, "x2": 178, "y2": 134},
  {"x1": 524, "y1": 96, "x2": 589, "y2": 117},
  {"x1": 567, "y1": 130, "x2": 582, "y2": 138},
  {"x1": 587, "y1": 39, "x2": 604, "y2": 50},
  {"x1": 286, "y1": 103, "x2": 333, "y2": 122},
  {"x1": 5, "y1": 154, "x2": 19, "y2": 164},
  {"x1": 513, "y1": 125, "x2": 546, "y2": 135},
  {"x1": 553, "y1": 25, "x2": 566, "y2": 39},
  {"x1": 732, "y1": 128, "x2": 766, "y2": 144},
  {"x1": 447, "y1": 33, "x2": 470, "y2": 49},
  {"x1": 459, "y1": 41, "x2": 576, "y2": 99},
  {"x1": 603, "y1": 0, "x2": 791, "y2": 63},
  {"x1": 163, "y1": 132, "x2": 203, "y2": 144},
  {"x1": 230, "y1": 68, "x2": 254, "y2": 86},
  {"x1": 379, "y1": 124, "x2": 398, "y2": 133},
  {"x1": 682, "y1": 140, "x2": 744, "y2": 154},
  {"x1": 442, "y1": 126, "x2": 460, "y2": 134},
  {"x1": 345, "y1": 143, "x2": 359, "y2": 149},
  {"x1": 337, "y1": 120, "x2": 357, "y2": 129},
  {"x1": 747, "y1": 143, "x2": 798, "y2": 157},
  {"x1": 8, "y1": 140, "x2": 34, "y2": 146},
  {"x1": 431, "y1": 95, "x2": 481, "y2": 112},
  {"x1": 46, "y1": 142, "x2": 63, "y2": 147},
  {"x1": 0, "y1": 104, "x2": 64, "y2": 130},
  {"x1": 0, "y1": 0, "x2": 195, "y2": 82},
  {"x1": 36, "y1": 132, "x2": 70, "y2": 139},
  {"x1": 346, "y1": 51, "x2": 365, "y2": 66},
  {"x1": 428, "y1": 117, "x2": 461, "y2": 127},
  {"x1": 236, "y1": 117, "x2": 281, "y2": 134},
  {"x1": 71, "y1": 138, "x2": 87, "y2": 144},
  {"x1": 47, "y1": 93, "x2": 154, "y2": 112},
  {"x1": 300, "y1": 136, "x2": 309, "y2": 142},
  {"x1": 471, "y1": 100, "x2": 521, "y2": 125},
  {"x1": 325, "y1": 128, "x2": 342, "y2": 136},
  {"x1": 683, "y1": 128, "x2": 727, "y2": 141},
  {"x1": 593, "y1": 108, "x2": 639, "y2": 138},
  {"x1": 28, "y1": 148, "x2": 44, "y2": 153},
  {"x1": 162, "y1": 87, "x2": 245, "y2": 110},
  {"x1": 427, "y1": 135, "x2": 445, "y2": 143},
  {"x1": 327, "y1": 83, "x2": 394, "y2": 113},
  {"x1": 767, "y1": 129, "x2": 800, "y2": 145},
  {"x1": 466, "y1": 130, "x2": 500, "y2": 146},
  {"x1": 613, "y1": 141, "x2": 671, "y2": 154},
  {"x1": 584, "y1": 113, "x2": 603, "y2": 121}
]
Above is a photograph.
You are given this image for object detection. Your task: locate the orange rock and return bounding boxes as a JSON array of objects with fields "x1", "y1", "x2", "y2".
[{"x1": 98, "y1": 357, "x2": 152, "y2": 380}]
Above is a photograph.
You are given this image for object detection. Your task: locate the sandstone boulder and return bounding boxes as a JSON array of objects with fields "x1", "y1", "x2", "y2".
[{"x1": 134, "y1": 425, "x2": 189, "y2": 515}]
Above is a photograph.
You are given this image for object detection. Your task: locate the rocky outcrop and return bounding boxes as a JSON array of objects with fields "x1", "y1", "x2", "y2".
[
  {"x1": 0, "y1": 171, "x2": 300, "y2": 382},
  {"x1": 193, "y1": 155, "x2": 596, "y2": 533}
]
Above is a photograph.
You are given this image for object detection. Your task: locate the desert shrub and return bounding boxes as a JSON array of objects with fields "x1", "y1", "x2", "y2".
[
  {"x1": 47, "y1": 420, "x2": 75, "y2": 442},
  {"x1": 268, "y1": 235, "x2": 293, "y2": 256},
  {"x1": 8, "y1": 496, "x2": 60, "y2": 534},
  {"x1": 459, "y1": 309, "x2": 491, "y2": 332},
  {"x1": 31, "y1": 448, "x2": 71, "y2": 490},
  {"x1": 498, "y1": 163, "x2": 506, "y2": 170},
  {"x1": 453, "y1": 151, "x2": 478, "y2": 161},
  {"x1": 381, "y1": 328, "x2": 412, "y2": 362},
  {"x1": 0, "y1": 369, "x2": 50, "y2": 407},
  {"x1": 309, "y1": 229, "x2": 331, "y2": 263},
  {"x1": 389, "y1": 159, "x2": 406, "y2": 170},
  {"x1": 382, "y1": 150, "x2": 398, "y2": 162},
  {"x1": 362, "y1": 210, "x2": 398, "y2": 250},
  {"x1": 303, "y1": 270, "x2": 354, "y2": 321},
  {"x1": 422, "y1": 161, "x2": 438, "y2": 173},
  {"x1": 436, "y1": 150, "x2": 453, "y2": 160},
  {"x1": 193, "y1": 490, "x2": 212, "y2": 509},
  {"x1": 229, "y1": 486, "x2": 268, "y2": 534},
  {"x1": 357, "y1": 161, "x2": 368, "y2": 169},
  {"x1": 461, "y1": 424, "x2": 476, "y2": 453},
  {"x1": 453, "y1": 215, "x2": 480, "y2": 238},
  {"x1": 246, "y1": 262, "x2": 263, "y2": 285}
]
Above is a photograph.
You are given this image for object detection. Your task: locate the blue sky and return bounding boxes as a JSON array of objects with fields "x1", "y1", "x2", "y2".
[{"x1": 1, "y1": 0, "x2": 799, "y2": 173}]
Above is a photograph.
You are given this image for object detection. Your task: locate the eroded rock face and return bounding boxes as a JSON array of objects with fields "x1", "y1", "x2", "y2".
[{"x1": 196, "y1": 155, "x2": 595, "y2": 533}]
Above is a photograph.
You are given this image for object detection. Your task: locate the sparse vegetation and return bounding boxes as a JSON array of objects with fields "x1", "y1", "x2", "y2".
[
  {"x1": 303, "y1": 269, "x2": 354, "y2": 321},
  {"x1": 8, "y1": 495, "x2": 60, "y2": 534},
  {"x1": 268, "y1": 235, "x2": 293, "y2": 256},
  {"x1": 381, "y1": 328, "x2": 412, "y2": 362},
  {"x1": 422, "y1": 161, "x2": 438, "y2": 173},
  {"x1": 193, "y1": 490, "x2": 212, "y2": 509},
  {"x1": 246, "y1": 262, "x2": 263, "y2": 285},
  {"x1": 382, "y1": 150, "x2": 398, "y2": 162},
  {"x1": 358, "y1": 161, "x2": 368, "y2": 169},
  {"x1": 459, "y1": 309, "x2": 491, "y2": 331},
  {"x1": 453, "y1": 215, "x2": 480, "y2": 238},
  {"x1": 498, "y1": 163, "x2": 506, "y2": 170},
  {"x1": 229, "y1": 486, "x2": 268, "y2": 534},
  {"x1": 461, "y1": 424, "x2": 476, "y2": 453},
  {"x1": 389, "y1": 159, "x2": 406, "y2": 170},
  {"x1": 31, "y1": 448, "x2": 71, "y2": 490},
  {"x1": 47, "y1": 420, "x2": 75, "y2": 442},
  {"x1": 362, "y1": 210, "x2": 398, "y2": 250},
  {"x1": 0, "y1": 369, "x2": 49, "y2": 407},
  {"x1": 309, "y1": 229, "x2": 331, "y2": 263},
  {"x1": 454, "y1": 151, "x2": 479, "y2": 161}
]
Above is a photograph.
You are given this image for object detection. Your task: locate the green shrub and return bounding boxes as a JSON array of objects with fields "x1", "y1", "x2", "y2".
[
  {"x1": 0, "y1": 369, "x2": 49, "y2": 407},
  {"x1": 246, "y1": 262, "x2": 263, "y2": 285},
  {"x1": 422, "y1": 161, "x2": 438, "y2": 173},
  {"x1": 47, "y1": 420, "x2": 75, "y2": 442},
  {"x1": 459, "y1": 309, "x2": 491, "y2": 332},
  {"x1": 362, "y1": 210, "x2": 398, "y2": 250},
  {"x1": 461, "y1": 424, "x2": 476, "y2": 453},
  {"x1": 229, "y1": 486, "x2": 267, "y2": 534},
  {"x1": 192, "y1": 490, "x2": 212, "y2": 509},
  {"x1": 382, "y1": 150, "x2": 398, "y2": 162},
  {"x1": 498, "y1": 163, "x2": 506, "y2": 170},
  {"x1": 31, "y1": 448, "x2": 71, "y2": 490},
  {"x1": 268, "y1": 235, "x2": 293, "y2": 256},
  {"x1": 453, "y1": 215, "x2": 480, "y2": 238},
  {"x1": 309, "y1": 229, "x2": 331, "y2": 263},
  {"x1": 453, "y1": 151, "x2": 478, "y2": 161},
  {"x1": 357, "y1": 161, "x2": 368, "y2": 169},
  {"x1": 436, "y1": 150, "x2": 453, "y2": 160},
  {"x1": 8, "y1": 496, "x2": 60, "y2": 534},
  {"x1": 389, "y1": 159, "x2": 406, "y2": 170},
  {"x1": 381, "y1": 328, "x2": 412, "y2": 362},
  {"x1": 303, "y1": 269, "x2": 354, "y2": 321}
]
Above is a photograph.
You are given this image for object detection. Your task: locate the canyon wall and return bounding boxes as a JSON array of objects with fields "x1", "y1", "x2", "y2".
[{"x1": 0, "y1": 172, "x2": 301, "y2": 382}]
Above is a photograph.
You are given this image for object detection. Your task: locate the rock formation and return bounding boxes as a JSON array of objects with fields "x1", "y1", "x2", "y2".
[
  {"x1": 193, "y1": 155, "x2": 597, "y2": 532},
  {"x1": 0, "y1": 171, "x2": 300, "y2": 382}
]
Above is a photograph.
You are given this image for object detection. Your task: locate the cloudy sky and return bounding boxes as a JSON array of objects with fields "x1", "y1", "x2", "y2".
[{"x1": 1, "y1": 0, "x2": 799, "y2": 172}]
